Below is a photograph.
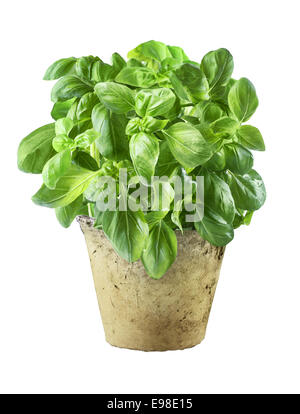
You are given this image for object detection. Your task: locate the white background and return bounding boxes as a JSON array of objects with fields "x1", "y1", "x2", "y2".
[{"x1": 1, "y1": 0, "x2": 299, "y2": 394}]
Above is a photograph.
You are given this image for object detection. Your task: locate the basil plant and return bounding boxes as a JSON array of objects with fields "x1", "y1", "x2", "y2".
[{"x1": 17, "y1": 40, "x2": 266, "y2": 279}]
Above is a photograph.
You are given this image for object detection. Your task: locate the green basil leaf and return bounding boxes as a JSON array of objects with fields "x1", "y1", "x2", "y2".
[
  {"x1": 129, "y1": 132, "x2": 159, "y2": 182},
  {"x1": 203, "y1": 104, "x2": 224, "y2": 123},
  {"x1": 142, "y1": 116, "x2": 168, "y2": 133},
  {"x1": 195, "y1": 208, "x2": 234, "y2": 246},
  {"x1": 233, "y1": 209, "x2": 254, "y2": 228},
  {"x1": 76, "y1": 56, "x2": 99, "y2": 81},
  {"x1": 236, "y1": 125, "x2": 265, "y2": 151},
  {"x1": 192, "y1": 101, "x2": 224, "y2": 123},
  {"x1": 162, "y1": 122, "x2": 212, "y2": 169},
  {"x1": 172, "y1": 63, "x2": 209, "y2": 101},
  {"x1": 102, "y1": 209, "x2": 149, "y2": 262},
  {"x1": 163, "y1": 96, "x2": 182, "y2": 120},
  {"x1": 127, "y1": 58, "x2": 144, "y2": 67},
  {"x1": 55, "y1": 195, "x2": 88, "y2": 228},
  {"x1": 228, "y1": 77, "x2": 258, "y2": 122},
  {"x1": 83, "y1": 176, "x2": 107, "y2": 203},
  {"x1": 91, "y1": 61, "x2": 116, "y2": 83},
  {"x1": 92, "y1": 105, "x2": 129, "y2": 161},
  {"x1": 128, "y1": 40, "x2": 170, "y2": 64},
  {"x1": 51, "y1": 75, "x2": 93, "y2": 103},
  {"x1": 52, "y1": 135, "x2": 75, "y2": 152},
  {"x1": 74, "y1": 129, "x2": 99, "y2": 149},
  {"x1": 128, "y1": 41, "x2": 188, "y2": 68},
  {"x1": 69, "y1": 119, "x2": 92, "y2": 138},
  {"x1": 116, "y1": 67, "x2": 157, "y2": 88},
  {"x1": 32, "y1": 165, "x2": 99, "y2": 208},
  {"x1": 151, "y1": 179, "x2": 174, "y2": 212},
  {"x1": 155, "y1": 140, "x2": 180, "y2": 177},
  {"x1": 160, "y1": 57, "x2": 182, "y2": 72},
  {"x1": 222, "y1": 169, "x2": 266, "y2": 211},
  {"x1": 94, "y1": 205, "x2": 105, "y2": 228},
  {"x1": 55, "y1": 117, "x2": 74, "y2": 136},
  {"x1": 94, "y1": 81, "x2": 134, "y2": 113},
  {"x1": 42, "y1": 148, "x2": 72, "y2": 189},
  {"x1": 141, "y1": 220, "x2": 177, "y2": 279},
  {"x1": 171, "y1": 211, "x2": 182, "y2": 232},
  {"x1": 145, "y1": 211, "x2": 168, "y2": 230},
  {"x1": 43, "y1": 57, "x2": 77, "y2": 80},
  {"x1": 233, "y1": 208, "x2": 244, "y2": 229},
  {"x1": 66, "y1": 100, "x2": 79, "y2": 120},
  {"x1": 224, "y1": 143, "x2": 254, "y2": 174},
  {"x1": 135, "y1": 88, "x2": 176, "y2": 117},
  {"x1": 125, "y1": 118, "x2": 142, "y2": 135},
  {"x1": 72, "y1": 150, "x2": 99, "y2": 171},
  {"x1": 18, "y1": 123, "x2": 56, "y2": 173},
  {"x1": 167, "y1": 45, "x2": 189, "y2": 61},
  {"x1": 51, "y1": 98, "x2": 76, "y2": 120},
  {"x1": 244, "y1": 210, "x2": 254, "y2": 225},
  {"x1": 171, "y1": 200, "x2": 184, "y2": 232},
  {"x1": 126, "y1": 116, "x2": 168, "y2": 136},
  {"x1": 210, "y1": 116, "x2": 239, "y2": 138},
  {"x1": 201, "y1": 48, "x2": 233, "y2": 98},
  {"x1": 91, "y1": 102, "x2": 105, "y2": 131},
  {"x1": 111, "y1": 52, "x2": 126, "y2": 73},
  {"x1": 195, "y1": 123, "x2": 223, "y2": 153},
  {"x1": 195, "y1": 169, "x2": 235, "y2": 245},
  {"x1": 98, "y1": 160, "x2": 119, "y2": 177},
  {"x1": 181, "y1": 115, "x2": 203, "y2": 125},
  {"x1": 76, "y1": 92, "x2": 99, "y2": 120},
  {"x1": 204, "y1": 148, "x2": 226, "y2": 171},
  {"x1": 168, "y1": 71, "x2": 192, "y2": 102},
  {"x1": 203, "y1": 171, "x2": 235, "y2": 224}
]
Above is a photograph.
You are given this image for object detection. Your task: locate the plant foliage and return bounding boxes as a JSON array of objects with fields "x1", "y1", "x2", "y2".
[{"x1": 18, "y1": 41, "x2": 266, "y2": 279}]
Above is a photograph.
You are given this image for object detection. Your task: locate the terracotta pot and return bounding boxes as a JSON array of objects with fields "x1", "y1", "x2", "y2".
[{"x1": 77, "y1": 215, "x2": 225, "y2": 351}]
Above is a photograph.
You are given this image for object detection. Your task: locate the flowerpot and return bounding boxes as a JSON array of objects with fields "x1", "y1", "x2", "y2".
[{"x1": 77, "y1": 215, "x2": 225, "y2": 351}]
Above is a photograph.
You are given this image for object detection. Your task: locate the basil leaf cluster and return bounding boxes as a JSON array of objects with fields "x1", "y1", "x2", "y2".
[{"x1": 17, "y1": 40, "x2": 266, "y2": 279}]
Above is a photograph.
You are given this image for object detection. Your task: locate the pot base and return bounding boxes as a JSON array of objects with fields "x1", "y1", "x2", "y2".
[
  {"x1": 78, "y1": 216, "x2": 225, "y2": 351},
  {"x1": 107, "y1": 340, "x2": 201, "y2": 352}
]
